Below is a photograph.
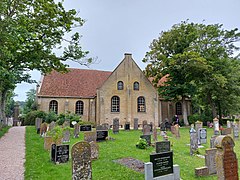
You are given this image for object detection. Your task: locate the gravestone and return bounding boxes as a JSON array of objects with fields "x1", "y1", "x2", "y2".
[
  {"x1": 153, "y1": 126, "x2": 158, "y2": 142},
  {"x1": 198, "y1": 128, "x2": 207, "y2": 144},
  {"x1": 113, "y1": 118, "x2": 119, "y2": 134},
  {"x1": 213, "y1": 118, "x2": 220, "y2": 135},
  {"x1": 156, "y1": 141, "x2": 170, "y2": 153},
  {"x1": 72, "y1": 142, "x2": 92, "y2": 180},
  {"x1": 149, "y1": 122, "x2": 153, "y2": 132},
  {"x1": 51, "y1": 144, "x2": 69, "y2": 164},
  {"x1": 80, "y1": 125, "x2": 92, "y2": 131},
  {"x1": 210, "y1": 135, "x2": 218, "y2": 148},
  {"x1": 96, "y1": 130, "x2": 108, "y2": 141},
  {"x1": 89, "y1": 141, "x2": 99, "y2": 160},
  {"x1": 84, "y1": 132, "x2": 97, "y2": 143},
  {"x1": 35, "y1": 118, "x2": 42, "y2": 131},
  {"x1": 227, "y1": 120, "x2": 231, "y2": 128},
  {"x1": 171, "y1": 126, "x2": 176, "y2": 135},
  {"x1": 134, "y1": 118, "x2": 138, "y2": 130},
  {"x1": 214, "y1": 135, "x2": 238, "y2": 180},
  {"x1": 195, "y1": 167, "x2": 209, "y2": 177},
  {"x1": 74, "y1": 124, "x2": 80, "y2": 138},
  {"x1": 195, "y1": 121, "x2": 203, "y2": 134},
  {"x1": 140, "y1": 135, "x2": 151, "y2": 146},
  {"x1": 205, "y1": 148, "x2": 217, "y2": 175},
  {"x1": 221, "y1": 128, "x2": 231, "y2": 135},
  {"x1": 150, "y1": 151, "x2": 173, "y2": 177},
  {"x1": 44, "y1": 136, "x2": 53, "y2": 150},
  {"x1": 190, "y1": 126, "x2": 198, "y2": 156},
  {"x1": 62, "y1": 129, "x2": 70, "y2": 143},
  {"x1": 174, "y1": 124, "x2": 180, "y2": 138},
  {"x1": 49, "y1": 121, "x2": 56, "y2": 131},
  {"x1": 233, "y1": 124, "x2": 239, "y2": 139},
  {"x1": 102, "y1": 123, "x2": 109, "y2": 130},
  {"x1": 63, "y1": 120, "x2": 70, "y2": 128},
  {"x1": 124, "y1": 122, "x2": 130, "y2": 130},
  {"x1": 40, "y1": 122, "x2": 48, "y2": 136},
  {"x1": 142, "y1": 120, "x2": 148, "y2": 129},
  {"x1": 143, "y1": 124, "x2": 151, "y2": 135}
]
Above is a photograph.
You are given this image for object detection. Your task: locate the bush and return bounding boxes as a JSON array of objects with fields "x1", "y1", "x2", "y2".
[
  {"x1": 24, "y1": 110, "x2": 46, "y2": 126},
  {"x1": 188, "y1": 113, "x2": 212, "y2": 125},
  {"x1": 57, "y1": 113, "x2": 81, "y2": 126},
  {"x1": 45, "y1": 111, "x2": 58, "y2": 123},
  {"x1": 136, "y1": 138, "x2": 148, "y2": 149}
]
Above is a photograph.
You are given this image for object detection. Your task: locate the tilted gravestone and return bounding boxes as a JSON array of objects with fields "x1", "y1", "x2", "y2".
[
  {"x1": 156, "y1": 141, "x2": 170, "y2": 153},
  {"x1": 140, "y1": 135, "x2": 151, "y2": 146},
  {"x1": 89, "y1": 141, "x2": 99, "y2": 160},
  {"x1": 134, "y1": 118, "x2": 138, "y2": 130},
  {"x1": 74, "y1": 124, "x2": 80, "y2": 138},
  {"x1": 84, "y1": 132, "x2": 97, "y2": 143},
  {"x1": 72, "y1": 142, "x2": 92, "y2": 180},
  {"x1": 113, "y1": 118, "x2": 119, "y2": 134},
  {"x1": 205, "y1": 148, "x2": 217, "y2": 175},
  {"x1": 214, "y1": 135, "x2": 238, "y2": 180}
]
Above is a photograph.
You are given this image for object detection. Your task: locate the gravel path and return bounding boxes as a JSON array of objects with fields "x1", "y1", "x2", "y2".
[{"x1": 0, "y1": 126, "x2": 25, "y2": 180}]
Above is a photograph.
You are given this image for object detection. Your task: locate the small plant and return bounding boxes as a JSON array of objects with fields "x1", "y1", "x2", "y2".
[
  {"x1": 47, "y1": 126, "x2": 63, "y2": 144},
  {"x1": 136, "y1": 138, "x2": 148, "y2": 149}
]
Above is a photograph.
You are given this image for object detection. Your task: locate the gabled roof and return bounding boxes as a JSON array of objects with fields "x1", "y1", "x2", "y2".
[{"x1": 37, "y1": 68, "x2": 112, "y2": 98}]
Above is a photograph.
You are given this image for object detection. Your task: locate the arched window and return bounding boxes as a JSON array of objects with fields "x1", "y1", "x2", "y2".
[
  {"x1": 76, "y1": 101, "x2": 84, "y2": 115},
  {"x1": 137, "y1": 96, "x2": 146, "y2": 112},
  {"x1": 117, "y1": 81, "x2": 124, "y2": 90},
  {"x1": 133, "y1": 82, "x2": 139, "y2": 90},
  {"x1": 111, "y1": 96, "x2": 120, "y2": 112},
  {"x1": 49, "y1": 100, "x2": 58, "y2": 114},
  {"x1": 176, "y1": 102, "x2": 182, "y2": 115}
]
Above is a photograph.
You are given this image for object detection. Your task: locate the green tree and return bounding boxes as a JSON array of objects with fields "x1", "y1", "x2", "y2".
[
  {"x1": 23, "y1": 88, "x2": 37, "y2": 114},
  {"x1": 143, "y1": 21, "x2": 240, "y2": 124},
  {"x1": 0, "y1": 0, "x2": 92, "y2": 124}
]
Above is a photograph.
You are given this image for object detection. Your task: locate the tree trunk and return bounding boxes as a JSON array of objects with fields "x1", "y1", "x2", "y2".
[
  {"x1": 0, "y1": 91, "x2": 7, "y2": 125},
  {"x1": 182, "y1": 97, "x2": 189, "y2": 126}
]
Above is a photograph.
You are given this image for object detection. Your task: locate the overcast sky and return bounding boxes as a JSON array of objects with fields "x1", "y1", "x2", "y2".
[{"x1": 14, "y1": 0, "x2": 240, "y2": 101}]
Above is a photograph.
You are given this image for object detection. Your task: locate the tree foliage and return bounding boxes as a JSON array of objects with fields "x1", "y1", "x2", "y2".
[
  {"x1": 143, "y1": 21, "x2": 240, "y2": 123},
  {"x1": 0, "y1": 0, "x2": 91, "y2": 123},
  {"x1": 23, "y1": 88, "x2": 37, "y2": 114}
]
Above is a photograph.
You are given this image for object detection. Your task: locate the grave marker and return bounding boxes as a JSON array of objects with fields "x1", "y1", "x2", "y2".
[
  {"x1": 74, "y1": 124, "x2": 80, "y2": 138},
  {"x1": 190, "y1": 126, "x2": 198, "y2": 156},
  {"x1": 72, "y1": 142, "x2": 92, "y2": 180},
  {"x1": 49, "y1": 121, "x2": 56, "y2": 131},
  {"x1": 62, "y1": 129, "x2": 70, "y2": 143},
  {"x1": 233, "y1": 124, "x2": 239, "y2": 139},
  {"x1": 213, "y1": 118, "x2": 220, "y2": 135},
  {"x1": 113, "y1": 118, "x2": 119, "y2": 134},
  {"x1": 124, "y1": 122, "x2": 130, "y2": 130},
  {"x1": 51, "y1": 144, "x2": 69, "y2": 164},
  {"x1": 80, "y1": 125, "x2": 92, "y2": 132},
  {"x1": 134, "y1": 118, "x2": 138, "y2": 130},
  {"x1": 198, "y1": 128, "x2": 207, "y2": 144},
  {"x1": 155, "y1": 141, "x2": 170, "y2": 153},
  {"x1": 96, "y1": 130, "x2": 108, "y2": 141},
  {"x1": 205, "y1": 148, "x2": 217, "y2": 175},
  {"x1": 84, "y1": 132, "x2": 97, "y2": 143},
  {"x1": 89, "y1": 141, "x2": 99, "y2": 160},
  {"x1": 140, "y1": 135, "x2": 151, "y2": 146},
  {"x1": 143, "y1": 124, "x2": 151, "y2": 135}
]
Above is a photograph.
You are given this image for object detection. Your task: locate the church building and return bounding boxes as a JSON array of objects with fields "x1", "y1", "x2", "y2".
[{"x1": 37, "y1": 53, "x2": 191, "y2": 127}]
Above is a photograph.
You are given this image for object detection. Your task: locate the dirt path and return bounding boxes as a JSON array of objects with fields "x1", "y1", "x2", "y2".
[{"x1": 0, "y1": 126, "x2": 25, "y2": 180}]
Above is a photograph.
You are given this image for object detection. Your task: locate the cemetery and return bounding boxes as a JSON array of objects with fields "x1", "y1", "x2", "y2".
[{"x1": 13, "y1": 118, "x2": 239, "y2": 180}]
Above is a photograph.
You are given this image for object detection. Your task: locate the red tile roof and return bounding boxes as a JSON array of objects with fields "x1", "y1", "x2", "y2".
[{"x1": 37, "y1": 68, "x2": 112, "y2": 98}]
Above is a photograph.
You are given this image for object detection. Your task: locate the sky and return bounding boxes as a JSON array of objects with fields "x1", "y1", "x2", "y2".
[{"x1": 14, "y1": 0, "x2": 240, "y2": 101}]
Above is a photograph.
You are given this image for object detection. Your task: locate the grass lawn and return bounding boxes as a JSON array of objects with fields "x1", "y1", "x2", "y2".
[
  {"x1": 0, "y1": 126, "x2": 11, "y2": 139},
  {"x1": 25, "y1": 126, "x2": 240, "y2": 180}
]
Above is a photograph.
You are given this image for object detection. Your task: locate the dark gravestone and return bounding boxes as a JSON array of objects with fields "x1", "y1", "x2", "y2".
[
  {"x1": 124, "y1": 122, "x2": 130, "y2": 130},
  {"x1": 160, "y1": 123, "x2": 166, "y2": 131},
  {"x1": 149, "y1": 122, "x2": 153, "y2": 132},
  {"x1": 156, "y1": 141, "x2": 170, "y2": 153},
  {"x1": 140, "y1": 135, "x2": 151, "y2": 146},
  {"x1": 113, "y1": 118, "x2": 119, "y2": 134},
  {"x1": 134, "y1": 118, "x2": 138, "y2": 130},
  {"x1": 96, "y1": 130, "x2": 108, "y2": 141},
  {"x1": 51, "y1": 144, "x2": 69, "y2": 164},
  {"x1": 72, "y1": 142, "x2": 92, "y2": 180},
  {"x1": 84, "y1": 132, "x2": 97, "y2": 143},
  {"x1": 150, "y1": 151, "x2": 173, "y2": 177},
  {"x1": 80, "y1": 125, "x2": 92, "y2": 132},
  {"x1": 96, "y1": 125, "x2": 107, "y2": 131}
]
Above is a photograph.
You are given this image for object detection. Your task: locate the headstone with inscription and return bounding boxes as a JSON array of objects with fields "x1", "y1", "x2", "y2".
[
  {"x1": 156, "y1": 141, "x2": 170, "y2": 153},
  {"x1": 140, "y1": 135, "x2": 151, "y2": 146},
  {"x1": 74, "y1": 124, "x2": 80, "y2": 138},
  {"x1": 190, "y1": 126, "x2": 198, "y2": 156},
  {"x1": 233, "y1": 124, "x2": 239, "y2": 139},
  {"x1": 62, "y1": 129, "x2": 70, "y2": 143},
  {"x1": 72, "y1": 142, "x2": 92, "y2": 180},
  {"x1": 213, "y1": 118, "x2": 220, "y2": 135},
  {"x1": 195, "y1": 121, "x2": 203, "y2": 134},
  {"x1": 96, "y1": 130, "x2": 108, "y2": 141},
  {"x1": 134, "y1": 118, "x2": 138, "y2": 130},
  {"x1": 51, "y1": 144, "x2": 69, "y2": 164},
  {"x1": 80, "y1": 125, "x2": 92, "y2": 132},
  {"x1": 214, "y1": 135, "x2": 239, "y2": 180},
  {"x1": 143, "y1": 124, "x2": 151, "y2": 135},
  {"x1": 89, "y1": 141, "x2": 99, "y2": 160},
  {"x1": 205, "y1": 148, "x2": 217, "y2": 175},
  {"x1": 198, "y1": 128, "x2": 207, "y2": 144},
  {"x1": 84, "y1": 131, "x2": 97, "y2": 143},
  {"x1": 150, "y1": 151, "x2": 173, "y2": 177},
  {"x1": 113, "y1": 118, "x2": 119, "y2": 134}
]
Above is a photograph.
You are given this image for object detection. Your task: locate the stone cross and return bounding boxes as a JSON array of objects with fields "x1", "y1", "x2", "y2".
[
  {"x1": 72, "y1": 142, "x2": 92, "y2": 180},
  {"x1": 214, "y1": 135, "x2": 238, "y2": 180}
]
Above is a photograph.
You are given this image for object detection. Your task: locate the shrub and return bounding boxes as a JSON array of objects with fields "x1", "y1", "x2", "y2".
[
  {"x1": 45, "y1": 111, "x2": 58, "y2": 123},
  {"x1": 136, "y1": 138, "x2": 148, "y2": 149},
  {"x1": 24, "y1": 110, "x2": 46, "y2": 126},
  {"x1": 57, "y1": 113, "x2": 81, "y2": 126}
]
